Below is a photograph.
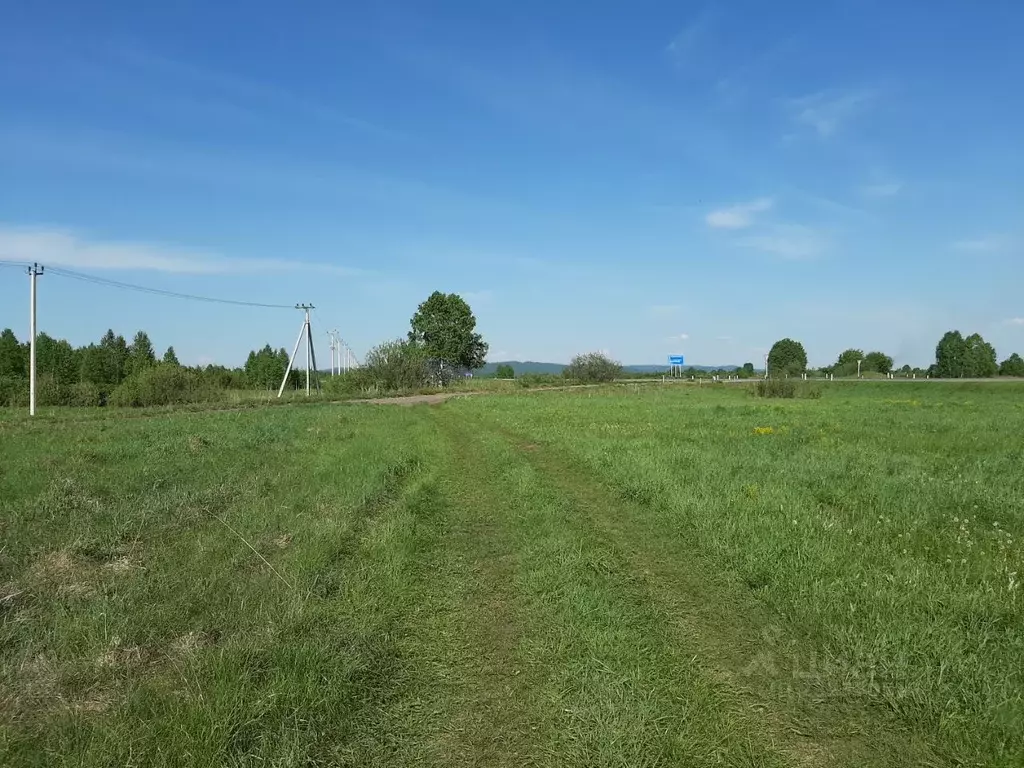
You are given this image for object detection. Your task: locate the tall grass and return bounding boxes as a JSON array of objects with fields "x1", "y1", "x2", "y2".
[
  {"x1": 456, "y1": 382, "x2": 1024, "y2": 765},
  {"x1": 2, "y1": 383, "x2": 1022, "y2": 766}
]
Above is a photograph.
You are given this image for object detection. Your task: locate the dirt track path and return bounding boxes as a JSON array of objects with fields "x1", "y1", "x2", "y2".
[
  {"x1": 355, "y1": 392, "x2": 473, "y2": 406},
  {"x1": 353, "y1": 384, "x2": 603, "y2": 406}
]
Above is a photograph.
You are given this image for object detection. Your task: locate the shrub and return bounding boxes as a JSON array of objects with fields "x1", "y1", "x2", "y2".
[
  {"x1": 754, "y1": 378, "x2": 796, "y2": 398},
  {"x1": 357, "y1": 339, "x2": 428, "y2": 392},
  {"x1": 495, "y1": 363, "x2": 515, "y2": 379},
  {"x1": 0, "y1": 376, "x2": 27, "y2": 407},
  {"x1": 320, "y1": 370, "x2": 368, "y2": 398},
  {"x1": 563, "y1": 352, "x2": 622, "y2": 383},
  {"x1": 66, "y1": 382, "x2": 103, "y2": 407},
  {"x1": 517, "y1": 373, "x2": 562, "y2": 388},
  {"x1": 36, "y1": 374, "x2": 64, "y2": 406},
  {"x1": 109, "y1": 364, "x2": 216, "y2": 407}
]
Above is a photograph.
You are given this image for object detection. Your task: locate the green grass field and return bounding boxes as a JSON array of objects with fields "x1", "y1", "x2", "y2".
[{"x1": 2, "y1": 382, "x2": 1022, "y2": 766}]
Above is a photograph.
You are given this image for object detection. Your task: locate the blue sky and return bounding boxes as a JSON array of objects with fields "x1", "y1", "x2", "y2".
[{"x1": 1, "y1": 0, "x2": 1022, "y2": 368}]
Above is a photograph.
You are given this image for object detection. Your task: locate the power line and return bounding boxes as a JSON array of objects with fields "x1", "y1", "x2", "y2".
[{"x1": 43, "y1": 266, "x2": 294, "y2": 309}]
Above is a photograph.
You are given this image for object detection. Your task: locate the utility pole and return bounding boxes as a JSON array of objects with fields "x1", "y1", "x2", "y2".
[
  {"x1": 857, "y1": 358, "x2": 862, "y2": 378},
  {"x1": 26, "y1": 263, "x2": 44, "y2": 416},
  {"x1": 327, "y1": 331, "x2": 336, "y2": 375},
  {"x1": 764, "y1": 352, "x2": 769, "y2": 379},
  {"x1": 277, "y1": 304, "x2": 320, "y2": 397},
  {"x1": 334, "y1": 330, "x2": 341, "y2": 375},
  {"x1": 330, "y1": 329, "x2": 341, "y2": 375}
]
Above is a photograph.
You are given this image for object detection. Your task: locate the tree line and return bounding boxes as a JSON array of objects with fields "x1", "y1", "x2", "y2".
[
  {"x1": 0, "y1": 327, "x2": 313, "y2": 407},
  {"x1": 0, "y1": 290, "x2": 491, "y2": 407},
  {"x1": 4, "y1": 305, "x2": 1023, "y2": 408},
  {"x1": 765, "y1": 331, "x2": 1024, "y2": 379}
]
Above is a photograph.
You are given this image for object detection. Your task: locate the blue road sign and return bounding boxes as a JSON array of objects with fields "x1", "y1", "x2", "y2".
[{"x1": 669, "y1": 355, "x2": 685, "y2": 366}]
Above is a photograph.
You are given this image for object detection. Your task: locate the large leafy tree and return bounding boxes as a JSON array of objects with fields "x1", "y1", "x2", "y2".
[
  {"x1": 963, "y1": 333, "x2": 997, "y2": 377},
  {"x1": 934, "y1": 331, "x2": 966, "y2": 378},
  {"x1": 837, "y1": 348, "x2": 864, "y2": 366},
  {"x1": 934, "y1": 330, "x2": 997, "y2": 377},
  {"x1": 0, "y1": 328, "x2": 27, "y2": 379},
  {"x1": 863, "y1": 351, "x2": 894, "y2": 375},
  {"x1": 999, "y1": 353, "x2": 1024, "y2": 377},
  {"x1": 408, "y1": 291, "x2": 488, "y2": 370},
  {"x1": 36, "y1": 333, "x2": 79, "y2": 384},
  {"x1": 767, "y1": 338, "x2": 807, "y2": 377},
  {"x1": 79, "y1": 344, "x2": 108, "y2": 387},
  {"x1": 162, "y1": 346, "x2": 180, "y2": 366},
  {"x1": 834, "y1": 348, "x2": 864, "y2": 377}
]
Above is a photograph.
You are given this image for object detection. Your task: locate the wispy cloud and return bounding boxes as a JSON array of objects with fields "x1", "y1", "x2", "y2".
[
  {"x1": 785, "y1": 186, "x2": 874, "y2": 223},
  {"x1": 666, "y1": 8, "x2": 716, "y2": 67},
  {"x1": 461, "y1": 290, "x2": 494, "y2": 306},
  {"x1": 859, "y1": 181, "x2": 902, "y2": 198},
  {"x1": 741, "y1": 224, "x2": 828, "y2": 260},
  {"x1": 787, "y1": 88, "x2": 876, "y2": 137},
  {"x1": 952, "y1": 235, "x2": 1010, "y2": 252},
  {"x1": 0, "y1": 225, "x2": 365, "y2": 275},
  {"x1": 112, "y1": 47, "x2": 409, "y2": 143},
  {"x1": 716, "y1": 335, "x2": 734, "y2": 341},
  {"x1": 665, "y1": 333, "x2": 690, "y2": 341},
  {"x1": 705, "y1": 197, "x2": 773, "y2": 229},
  {"x1": 649, "y1": 304, "x2": 681, "y2": 317},
  {"x1": 1005, "y1": 317, "x2": 1024, "y2": 326}
]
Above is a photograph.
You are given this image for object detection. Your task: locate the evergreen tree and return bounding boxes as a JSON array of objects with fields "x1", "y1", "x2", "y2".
[
  {"x1": 127, "y1": 330, "x2": 157, "y2": 375},
  {"x1": 100, "y1": 330, "x2": 129, "y2": 386}
]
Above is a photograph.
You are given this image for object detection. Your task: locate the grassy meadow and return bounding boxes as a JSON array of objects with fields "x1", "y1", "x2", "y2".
[{"x1": 1, "y1": 382, "x2": 1022, "y2": 766}]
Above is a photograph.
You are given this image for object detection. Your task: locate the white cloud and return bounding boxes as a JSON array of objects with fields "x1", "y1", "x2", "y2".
[
  {"x1": 788, "y1": 88, "x2": 875, "y2": 137},
  {"x1": 665, "y1": 333, "x2": 690, "y2": 341},
  {"x1": 859, "y1": 182, "x2": 902, "y2": 198},
  {"x1": 952, "y1": 235, "x2": 1009, "y2": 252},
  {"x1": 0, "y1": 224, "x2": 365, "y2": 275},
  {"x1": 741, "y1": 224, "x2": 828, "y2": 260},
  {"x1": 1005, "y1": 318, "x2": 1024, "y2": 326},
  {"x1": 705, "y1": 197, "x2": 773, "y2": 229}
]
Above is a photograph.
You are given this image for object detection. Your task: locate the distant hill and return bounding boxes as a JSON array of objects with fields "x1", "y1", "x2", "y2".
[
  {"x1": 480, "y1": 361, "x2": 740, "y2": 375},
  {"x1": 479, "y1": 361, "x2": 565, "y2": 376}
]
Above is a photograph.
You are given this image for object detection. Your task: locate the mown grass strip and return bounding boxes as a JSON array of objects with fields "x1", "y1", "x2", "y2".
[{"x1": 435, "y1": 407, "x2": 793, "y2": 767}]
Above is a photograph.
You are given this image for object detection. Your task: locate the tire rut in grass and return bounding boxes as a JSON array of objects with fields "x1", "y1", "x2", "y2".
[
  {"x1": 418, "y1": 412, "x2": 549, "y2": 766},
  {"x1": 483, "y1": 421, "x2": 942, "y2": 767},
  {"x1": 308, "y1": 456, "x2": 420, "y2": 600},
  {"x1": 434, "y1": 409, "x2": 797, "y2": 767}
]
